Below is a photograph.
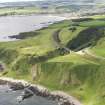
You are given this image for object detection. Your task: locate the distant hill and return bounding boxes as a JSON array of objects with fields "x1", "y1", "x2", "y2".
[
  {"x1": 0, "y1": 0, "x2": 105, "y2": 15},
  {"x1": 0, "y1": 0, "x2": 105, "y2": 7}
]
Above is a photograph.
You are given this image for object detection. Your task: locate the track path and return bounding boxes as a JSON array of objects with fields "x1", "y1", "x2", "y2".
[{"x1": 76, "y1": 48, "x2": 105, "y2": 60}]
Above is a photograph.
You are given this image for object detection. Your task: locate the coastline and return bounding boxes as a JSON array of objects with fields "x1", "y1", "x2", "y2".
[
  {"x1": 0, "y1": 12, "x2": 89, "y2": 20},
  {"x1": 0, "y1": 14, "x2": 66, "y2": 42},
  {"x1": 0, "y1": 77, "x2": 82, "y2": 105}
]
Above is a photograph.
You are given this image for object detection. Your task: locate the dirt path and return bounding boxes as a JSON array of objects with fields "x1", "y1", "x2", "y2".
[
  {"x1": 52, "y1": 29, "x2": 62, "y2": 48},
  {"x1": 52, "y1": 29, "x2": 70, "y2": 53},
  {"x1": 76, "y1": 48, "x2": 105, "y2": 60}
]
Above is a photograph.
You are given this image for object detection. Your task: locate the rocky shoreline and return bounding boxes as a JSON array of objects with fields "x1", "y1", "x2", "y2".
[{"x1": 0, "y1": 77, "x2": 82, "y2": 105}]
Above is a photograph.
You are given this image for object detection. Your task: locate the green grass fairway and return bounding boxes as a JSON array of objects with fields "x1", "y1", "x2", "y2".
[{"x1": 79, "y1": 20, "x2": 105, "y2": 27}]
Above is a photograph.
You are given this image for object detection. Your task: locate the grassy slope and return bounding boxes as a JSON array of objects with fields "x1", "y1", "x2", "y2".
[
  {"x1": 0, "y1": 16, "x2": 105, "y2": 105},
  {"x1": 39, "y1": 55, "x2": 105, "y2": 105},
  {"x1": 59, "y1": 26, "x2": 86, "y2": 45},
  {"x1": 91, "y1": 37, "x2": 105, "y2": 57},
  {"x1": 79, "y1": 20, "x2": 105, "y2": 27}
]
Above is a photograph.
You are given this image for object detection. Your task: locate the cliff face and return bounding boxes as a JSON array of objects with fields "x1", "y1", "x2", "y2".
[
  {"x1": 35, "y1": 62, "x2": 105, "y2": 105},
  {"x1": 1, "y1": 61, "x2": 105, "y2": 105}
]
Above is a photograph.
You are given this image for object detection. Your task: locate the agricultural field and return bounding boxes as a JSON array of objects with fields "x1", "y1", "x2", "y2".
[{"x1": 0, "y1": 7, "x2": 43, "y2": 16}]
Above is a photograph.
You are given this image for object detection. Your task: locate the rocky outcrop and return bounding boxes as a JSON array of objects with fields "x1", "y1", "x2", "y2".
[
  {"x1": 9, "y1": 82, "x2": 25, "y2": 91},
  {"x1": 16, "y1": 88, "x2": 34, "y2": 103},
  {"x1": 0, "y1": 77, "x2": 82, "y2": 105},
  {"x1": 20, "y1": 88, "x2": 34, "y2": 100},
  {"x1": 0, "y1": 64, "x2": 4, "y2": 71},
  {"x1": 0, "y1": 77, "x2": 28, "y2": 90},
  {"x1": 9, "y1": 31, "x2": 39, "y2": 39}
]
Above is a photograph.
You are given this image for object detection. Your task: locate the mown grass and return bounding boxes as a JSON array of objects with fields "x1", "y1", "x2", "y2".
[
  {"x1": 90, "y1": 28, "x2": 105, "y2": 57},
  {"x1": 90, "y1": 15, "x2": 105, "y2": 19},
  {"x1": 79, "y1": 20, "x2": 105, "y2": 27}
]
